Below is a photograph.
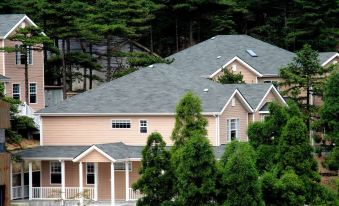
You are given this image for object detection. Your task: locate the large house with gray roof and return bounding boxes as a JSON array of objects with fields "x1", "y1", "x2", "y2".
[{"x1": 11, "y1": 35, "x2": 338, "y2": 205}]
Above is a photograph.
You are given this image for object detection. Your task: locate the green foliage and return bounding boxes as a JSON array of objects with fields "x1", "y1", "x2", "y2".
[
  {"x1": 133, "y1": 132, "x2": 174, "y2": 206},
  {"x1": 217, "y1": 69, "x2": 244, "y2": 84},
  {"x1": 127, "y1": 52, "x2": 173, "y2": 68},
  {"x1": 324, "y1": 146, "x2": 339, "y2": 170},
  {"x1": 218, "y1": 141, "x2": 262, "y2": 206},
  {"x1": 171, "y1": 91, "x2": 208, "y2": 148},
  {"x1": 174, "y1": 132, "x2": 217, "y2": 205}
]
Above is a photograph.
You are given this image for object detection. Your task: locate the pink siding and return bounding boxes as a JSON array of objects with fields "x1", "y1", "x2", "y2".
[
  {"x1": 219, "y1": 95, "x2": 249, "y2": 144},
  {"x1": 81, "y1": 150, "x2": 110, "y2": 162},
  {"x1": 42, "y1": 115, "x2": 217, "y2": 146},
  {"x1": 41, "y1": 161, "x2": 141, "y2": 201},
  {"x1": 2, "y1": 19, "x2": 45, "y2": 111},
  {"x1": 213, "y1": 59, "x2": 258, "y2": 84}
]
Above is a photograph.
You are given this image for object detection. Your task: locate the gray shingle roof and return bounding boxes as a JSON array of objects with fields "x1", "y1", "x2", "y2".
[
  {"x1": 0, "y1": 74, "x2": 10, "y2": 81},
  {"x1": 39, "y1": 63, "x2": 273, "y2": 114},
  {"x1": 0, "y1": 14, "x2": 26, "y2": 38},
  {"x1": 14, "y1": 142, "x2": 227, "y2": 160},
  {"x1": 318, "y1": 52, "x2": 338, "y2": 65},
  {"x1": 169, "y1": 35, "x2": 295, "y2": 76}
]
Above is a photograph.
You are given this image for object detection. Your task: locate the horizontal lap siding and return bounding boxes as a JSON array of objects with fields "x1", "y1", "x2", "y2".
[
  {"x1": 42, "y1": 116, "x2": 217, "y2": 146},
  {"x1": 0, "y1": 40, "x2": 4, "y2": 75},
  {"x1": 81, "y1": 150, "x2": 110, "y2": 162},
  {"x1": 4, "y1": 20, "x2": 45, "y2": 111},
  {"x1": 213, "y1": 59, "x2": 258, "y2": 84},
  {"x1": 219, "y1": 95, "x2": 248, "y2": 144}
]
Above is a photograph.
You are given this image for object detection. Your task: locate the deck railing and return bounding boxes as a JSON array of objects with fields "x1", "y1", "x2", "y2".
[
  {"x1": 12, "y1": 186, "x2": 22, "y2": 200},
  {"x1": 31, "y1": 187, "x2": 94, "y2": 200},
  {"x1": 129, "y1": 188, "x2": 143, "y2": 200}
]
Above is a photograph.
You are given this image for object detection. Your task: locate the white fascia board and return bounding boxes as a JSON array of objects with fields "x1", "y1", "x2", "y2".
[
  {"x1": 73, "y1": 145, "x2": 116, "y2": 162},
  {"x1": 209, "y1": 56, "x2": 263, "y2": 78},
  {"x1": 37, "y1": 112, "x2": 218, "y2": 117},
  {"x1": 219, "y1": 89, "x2": 254, "y2": 114},
  {"x1": 255, "y1": 85, "x2": 287, "y2": 112},
  {"x1": 321, "y1": 53, "x2": 339, "y2": 67},
  {"x1": 2, "y1": 15, "x2": 44, "y2": 39}
]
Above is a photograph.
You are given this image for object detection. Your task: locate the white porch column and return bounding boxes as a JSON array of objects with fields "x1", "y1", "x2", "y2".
[
  {"x1": 21, "y1": 162, "x2": 24, "y2": 199},
  {"x1": 79, "y1": 162, "x2": 84, "y2": 206},
  {"x1": 94, "y1": 162, "x2": 98, "y2": 201},
  {"x1": 61, "y1": 160, "x2": 65, "y2": 200},
  {"x1": 10, "y1": 162, "x2": 13, "y2": 200},
  {"x1": 125, "y1": 161, "x2": 129, "y2": 201},
  {"x1": 28, "y1": 161, "x2": 32, "y2": 200},
  {"x1": 110, "y1": 162, "x2": 115, "y2": 206}
]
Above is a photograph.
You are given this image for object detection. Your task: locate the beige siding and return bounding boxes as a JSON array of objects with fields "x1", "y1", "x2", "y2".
[
  {"x1": 0, "y1": 40, "x2": 4, "y2": 75},
  {"x1": 41, "y1": 161, "x2": 141, "y2": 201},
  {"x1": 81, "y1": 150, "x2": 110, "y2": 162},
  {"x1": 213, "y1": 59, "x2": 258, "y2": 83},
  {"x1": 219, "y1": 95, "x2": 249, "y2": 144},
  {"x1": 42, "y1": 115, "x2": 217, "y2": 146},
  {"x1": 253, "y1": 90, "x2": 283, "y2": 121},
  {"x1": 3, "y1": 19, "x2": 45, "y2": 111}
]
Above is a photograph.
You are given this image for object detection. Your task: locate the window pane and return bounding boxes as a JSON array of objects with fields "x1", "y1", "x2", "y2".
[
  {"x1": 112, "y1": 120, "x2": 131, "y2": 128},
  {"x1": 51, "y1": 174, "x2": 61, "y2": 184},
  {"x1": 87, "y1": 174, "x2": 94, "y2": 184}
]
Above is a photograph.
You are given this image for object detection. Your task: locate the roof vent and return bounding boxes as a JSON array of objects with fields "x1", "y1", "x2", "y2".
[
  {"x1": 217, "y1": 56, "x2": 221, "y2": 59},
  {"x1": 211, "y1": 36, "x2": 216, "y2": 40},
  {"x1": 203, "y1": 88, "x2": 209, "y2": 92},
  {"x1": 148, "y1": 65, "x2": 154, "y2": 68},
  {"x1": 246, "y1": 49, "x2": 257, "y2": 57}
]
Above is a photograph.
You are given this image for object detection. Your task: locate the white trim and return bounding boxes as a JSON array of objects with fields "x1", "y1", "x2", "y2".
[
  {"x1": 10, "y1": 162, "x2": 13, "y2": 200},
  {"x1": 110, "y1": 162, "x2": 115, "y2": 206},
  {"x1": 37, "y1": 112, "x2": 218, "y2": 116},
  {"x1": 246, "y1": 113, "x2": 249, "y2": 141},
  {"x1": 73, "y1": 145, "x2": 116, "y2": 162},
  {"x1": 39, "y1": 117, "x2": 43, "y2": 146},
  {"x1": 61, "y1": 160, "x2": 65, "y2": 200},
  {"x1": 79, "y1": 162, "x2": 84, "y2": 206},
  {"x1": 114, "y1": 162, "x2": 132, "y2": 172},
  {"x1": 22, "y1": 157, "x2": 73, "y2": 161},
  {"x1": 2, "y1": 40, "x2": 5, "y2": 76},
  {"x1": 215, "y1": 116, "x2": 218, "y2": 146},
  {"x1": 139, "y1": 119, "x2": 148, "y2": 134},
  {"x1": 321, "y1": 53, "x2": 339, "y2": 66},
  {"x1": 111, "y1": 119, "x2": 131, "y2": 129},
  {"x1": 226, "y1": 118, "x2": 240, "y2": 142},
  {"x1": 255, "y1": 85, "x2": 286, "y2": 112},
  {"x1": 21, "y1": 162, "x2": 24, "y2": 198},
  {"x1": 28, "y1": 161, "x2": 32, "y2": 200},
  {"x1": 125, "y1": 161, "x2": 129, "y2": 201},
  {"x1": 12, "y1": 83, "x2": 21, "y2": 101},
  {"x1": 94, "y1": 162, "x2": 98, "y2": 201},
  {"x1": 29, "y1": 82, "x2": 37, "y2": 104},
  {"x1": 258, "y1": 111, "x2": 270, "y2": 114},
  {"x1": 220, "y1": 89, "x2": 254, "y2": 114},
  {"x1": 209, "y1": 56, "x2": 263, "y2": 78},
  {"x1": 117, "y1": 158, "x2": 142, "y2": 161},
  {"x1": 49, "y1": 161, "x2": 62, "y2": 185},
  {"x1": 2, "y1": 15, "x2": 39, "y2": 39}
]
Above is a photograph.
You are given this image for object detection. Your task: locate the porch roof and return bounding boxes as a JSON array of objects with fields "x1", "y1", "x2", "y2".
[
  {"x1": 0, "y1": 74, "x2": 10, "y2": 82},
  {"x1": 13, "y1": 142, "x2": 227, "y2": 161}
]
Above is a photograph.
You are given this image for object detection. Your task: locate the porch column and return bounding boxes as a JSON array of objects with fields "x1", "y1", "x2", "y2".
[
  {"x1": 61, "y1": 160, "x2": 65, "y2": 200},
  {"x1": 21, "y1": 162, "x2": 24, "y2": 199},
  {"x1": 110, "y1": 162, "x2": 115, "y2": 206},
  {"x1": 10, "y1": 162, "x2": 13, "y2": 200},
  {"x1": 28, "y1": 161, "x2": 32, "y2": 200},
  {"x1": 94, "y1": 162, "x2": 98, "y2": 201},
  {"x1": 125, "y1": 161, "x2": 129, "y2": 201},
  {"x1": 79, "y1": 162, "x2": 83, "y2": 206}
]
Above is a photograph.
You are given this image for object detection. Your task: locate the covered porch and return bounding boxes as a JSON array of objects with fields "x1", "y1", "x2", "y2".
[{"x1": 12, "y1": 142, "x2": 144, "y2": 206}]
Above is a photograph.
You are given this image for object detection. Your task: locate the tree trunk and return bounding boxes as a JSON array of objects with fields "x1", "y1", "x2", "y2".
[
  {"x1": 175, "y1": 17, "x2": 179, "y2": 52},
  {"x1": 89, "y1": 43, "x2": 93, "y2": 89},
  {"x1": 66, "y1": 39, "x2": 72, "y2": 91},
  {"x1": 106, "y1": 36, "x2": 112, "y2": 81},
  {"x1": 24, "y1": 46, "x2": 29, "y2": 105},
  {"x1": 189, "y1": 18, "x2": 193, "y2": 46},
  {"x1": 150, "y1": 25, "x2": 154, "y2": 53},
  {"x1": 61, "y1": 39, "x2": 67, "y2": 99},
  {"x1": 306, "y1": 80, "x2": 310, "y2": 132},
  {"x1": 79, "y1": 40, "x2": 87, "y2": 91}
]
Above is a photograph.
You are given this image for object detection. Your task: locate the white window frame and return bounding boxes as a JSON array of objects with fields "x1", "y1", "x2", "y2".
[
  {"x1": 114, "y1": 162, "x2": 132, "y2": 172},
  {"x1": 15, "y1": 45, "x2": 33, "y2": 65},
  {"x1": 226, "y1": 118, "x2": 240, "y2": 142},
  {"x1": 111, "y1": 120, "x2": 131, "y2": 129},
  {"x1": 231, "y1": 98, "x2": 235, "y2": 107},
  {"x1": 50, "y1": 161, "x2": 61, "y2": 185},
  {"x1": 29, "y1": 82, "x2": 37, "y2": 104},
  {"x1": 86, "y1": 163, "x2": 95, "y2": 185},
  {"x1": 12, "y1": 83, "x2": 20, "y2": 100},
  {"x1": 139, "y1": 120, "x2": 148, "y2": 134}
]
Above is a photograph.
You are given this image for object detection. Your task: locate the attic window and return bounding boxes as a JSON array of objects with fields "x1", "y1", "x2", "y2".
[
  {"x1": 231, "y1": 64, "x2": 237, "y2": 71},
  {"x1": 246, "y1": 49, "x2": 257, "y2": 57}
]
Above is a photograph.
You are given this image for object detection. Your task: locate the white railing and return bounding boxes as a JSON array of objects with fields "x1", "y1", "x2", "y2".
[
  {"x1": 23, "y1": 185, "x2": 29, "y2": 198},
  {"x1": 12, "y1": 186, "x2": 22, "y2": 199},
  {"x1": 31, "y1": 187, "x2": 94, "y2": 200},
  {"x1": 129, "y1": 188, "x2": 143, "y2": 200}
]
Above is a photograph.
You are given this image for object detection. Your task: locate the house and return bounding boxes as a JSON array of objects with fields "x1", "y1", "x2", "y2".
[
  {"x1": 11, "y1": 35, "x2": 336, "y2": 205},
  {"x1": 0, "y1": 14, "x2": 45, "y2": 112}
]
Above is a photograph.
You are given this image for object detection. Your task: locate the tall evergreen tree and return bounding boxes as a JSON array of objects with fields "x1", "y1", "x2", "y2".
[{"x1": 132, "y1": 132, "x2": 174, "y2": 206}]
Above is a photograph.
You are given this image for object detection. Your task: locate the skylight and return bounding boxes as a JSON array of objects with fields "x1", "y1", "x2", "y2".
[{"x1": 246, "y1": 49, "x2": 257, "y2": 57}]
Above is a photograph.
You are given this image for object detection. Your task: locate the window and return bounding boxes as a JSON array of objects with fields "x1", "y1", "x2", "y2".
[
  {"x1": 29, "y1": 83, "x2": 37, "y2": 103},
  {"x1": 86, "y1": 163, "x2": 95, "y2": 185},
  {"x1": 12, "y1": 84, "x2": 20, "y2": 100},
  {"x1": 140, "y1": 120, "x2": 147, "y2": 133},
  {"x1": 112, "y1": 120, "x2": 131, "y2": 128},
  {"x1": 227, "y1": 118, "x2": 240, "y2": 142},
  {"x1": 114, "y1": 162, "x2": 132, "y2": 171},
  {"x1": 15, "y1": 45, "x2": 32, "y2": 65},
  {"x1": 231, "y1": 98, "x2": 235, "y2": 107},
  {"x1": 50, "y1": 162, "x2": 61, "y2": 184}
]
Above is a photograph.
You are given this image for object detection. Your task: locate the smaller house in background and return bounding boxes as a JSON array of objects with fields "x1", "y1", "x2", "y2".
[
  {"x1": 0, "y1": 14, "x2": 45, "y2": 112},
  {"x1": 58, "y1": 37, "x2": 159, "y2": 92}
]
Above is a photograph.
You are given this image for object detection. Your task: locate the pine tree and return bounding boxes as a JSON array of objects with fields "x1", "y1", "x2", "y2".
[
  {"x1": 132, "y1": 132, "x2": 174, "y2": 206},
  {"x1": 218, "y1": 141, "x2": 262, "y2": 206}
]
